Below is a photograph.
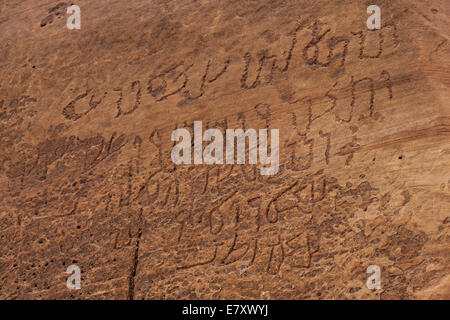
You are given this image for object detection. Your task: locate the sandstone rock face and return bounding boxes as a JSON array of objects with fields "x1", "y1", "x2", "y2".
[{"x1": 0, "y1": 0, "x2": 448, "y2": 300}]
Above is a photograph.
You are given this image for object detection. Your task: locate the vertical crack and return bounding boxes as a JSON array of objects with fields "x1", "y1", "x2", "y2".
[{"x1": 128, "y1": 208, "x2": 143, "y2": 300}]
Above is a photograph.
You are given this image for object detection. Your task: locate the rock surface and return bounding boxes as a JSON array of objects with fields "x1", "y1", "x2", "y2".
[{"x1": 0, "y1": 0, "x2": 448, "y2": 299}]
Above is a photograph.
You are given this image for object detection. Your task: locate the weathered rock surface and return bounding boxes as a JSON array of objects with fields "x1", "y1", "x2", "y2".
[{"x1": 0, "y1": 0, "x2": 448, "y2": 299}]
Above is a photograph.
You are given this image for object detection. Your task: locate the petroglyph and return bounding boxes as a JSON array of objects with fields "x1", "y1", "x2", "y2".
[{"x1": 1, "y1": 0, "x2": 448, "y2": 300}]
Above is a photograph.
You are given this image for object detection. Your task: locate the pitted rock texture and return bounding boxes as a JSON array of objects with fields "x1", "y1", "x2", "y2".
[{"x1": 0, "y1": 0, "x2": 449, "y2": 299}]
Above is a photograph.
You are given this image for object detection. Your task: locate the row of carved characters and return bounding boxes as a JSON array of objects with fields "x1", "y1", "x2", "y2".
[
  {"x1": 61, "y1": 18, "x2": 399, "y2": 122},
  {"x1": 161, "y1": 172, "x2": 393, "y2": 275}
]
